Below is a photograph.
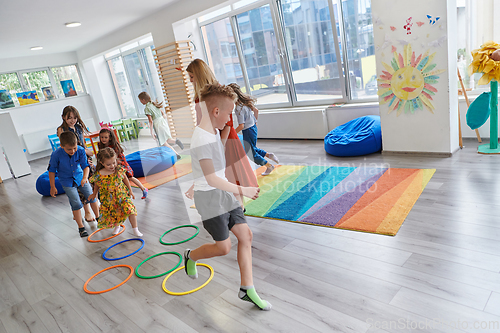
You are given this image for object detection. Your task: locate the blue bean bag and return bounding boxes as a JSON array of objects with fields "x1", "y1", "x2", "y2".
[
  {"x1": 325, "y1": 115, "x2": 382, "y2": 157},
  {"x1": 125, "y1": 146, "x2": 177, "y2": 178},
  {"x1": 36, "y1": 171, "x2": 65, "y2": 196}
]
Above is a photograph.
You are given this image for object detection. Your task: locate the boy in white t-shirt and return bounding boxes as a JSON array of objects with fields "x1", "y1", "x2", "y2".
[{"x1": 186, "y1": 83, "x2": 271, "y2": 311}]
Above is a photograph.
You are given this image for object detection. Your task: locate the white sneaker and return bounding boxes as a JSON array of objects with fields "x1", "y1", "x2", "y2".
[
  {"x1": 261, "y1": 164, "x2": 274, "y2": 176},
  {"x1": 267, "y1": 153, "x2": 279, "y2": 164},
  {"x1": 90, "y1": 221, "x2": 98, "y2": 229}
]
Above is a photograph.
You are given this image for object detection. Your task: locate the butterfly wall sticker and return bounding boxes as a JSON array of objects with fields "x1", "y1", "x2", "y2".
[
  {"x1": 403, "y1": 17, "x2": 413, "y2": 34},
  {"x1": 427, "y1": 15, "x2": 440, "y2": 25}
]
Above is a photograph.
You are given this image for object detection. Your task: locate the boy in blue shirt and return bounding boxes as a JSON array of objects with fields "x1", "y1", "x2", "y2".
[
  {"x1": 185, "y1": 83, "x2": 271, "y2": 311},
  {"x1": 48, "y1": 131, "x2": 99, "y2": 237}
]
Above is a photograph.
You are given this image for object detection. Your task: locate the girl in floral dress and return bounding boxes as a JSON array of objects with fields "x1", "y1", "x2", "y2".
[
  {"x1": 89, "y1": 147, "x2": 143, "y2": 237},
  {"x1": 98, "y1": 128, "x2": 148, "y2": 199}
]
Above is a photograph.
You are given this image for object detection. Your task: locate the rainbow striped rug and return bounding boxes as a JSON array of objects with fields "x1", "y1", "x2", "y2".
[{"x1": 245, "y1": 165, "x2": 435, "y2": 236}]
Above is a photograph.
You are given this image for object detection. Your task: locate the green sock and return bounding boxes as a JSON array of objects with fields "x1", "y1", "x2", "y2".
[
  {"x1": 239, "y1": 286, "x2": 272, "y2": 311},
  {"x1": 184, "y1": 249, "x2": 198, "y2": 279}
]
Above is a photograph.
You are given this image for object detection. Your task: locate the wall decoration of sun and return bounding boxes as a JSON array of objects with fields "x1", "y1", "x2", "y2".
[{"x1": 377, "y1": 44, "x2": 446, "y2": 115}]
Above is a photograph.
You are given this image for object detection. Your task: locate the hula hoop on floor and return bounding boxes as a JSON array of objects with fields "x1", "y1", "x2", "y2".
[
  {"x1": 135, "y1": 251, "x2": 182, "y2": 279},
  {"x1": 102, "y1": 238, "x2": 145, "y2": 261},
  {"x1": 162, "y1": 263, "x2": 214, "y2": 296},
  {"x1": 83, "y1": 264, "x2": 133, "y2": 294},
  {"x1": 159, "y1": 225, "x2": 199, "y2": 245},
  {"x1": 87, "y1": 225, "x2": 126, "y2": 243}
]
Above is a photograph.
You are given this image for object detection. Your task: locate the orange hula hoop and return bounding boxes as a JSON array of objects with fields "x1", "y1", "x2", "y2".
[
  {"x1": 87, "y1": 225, "x2": 126, "y2": 242},
  {"x1": 83, "y1": 264, "x2": 133, "y2": 294}
]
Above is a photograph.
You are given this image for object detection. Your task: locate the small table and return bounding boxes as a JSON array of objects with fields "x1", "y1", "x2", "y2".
[{"x1": 84, "y1": 129, "x2": 119, "y2": 156}]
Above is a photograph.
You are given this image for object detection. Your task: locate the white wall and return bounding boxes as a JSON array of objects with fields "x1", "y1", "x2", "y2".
[
  {"x1": 372, "y1": 0, "x2": 458, "y2": 154},
  {"x1": 8, "y1": 95, "x2": 97, "y2": 161},
  {"x1": 76, "y1": 0, "x2": 227, "y2": 62},
  {"x1": 0, "y1": 52, "x2": 78, "y2": 73},
  {"x1": 82, "y1": 57, "x2": 122, "y2": 124}
]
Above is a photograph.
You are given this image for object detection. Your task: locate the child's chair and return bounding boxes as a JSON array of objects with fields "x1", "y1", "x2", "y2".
[
  {"x1": 122, "y1": 118, "x2": 137, "y2": 140},
  {"x1": 111, "y1": 120, "x2": 128, "y2": 141},
  {"x1": 48, "y1": 134, "x2": 60, "y2": 151}
]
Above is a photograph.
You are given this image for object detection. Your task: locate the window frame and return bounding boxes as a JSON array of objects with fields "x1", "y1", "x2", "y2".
[
  {"x1": 0, "y1": 63, "x2": 86, "y2": 109},
  {"x1": 198, "y1": 0, "x2": 358, "y2": 109}
]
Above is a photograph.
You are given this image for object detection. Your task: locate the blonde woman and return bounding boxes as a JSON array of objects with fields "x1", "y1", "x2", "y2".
[{"x1": 186, "y1": 59, "x2": 258, "y2": 205}]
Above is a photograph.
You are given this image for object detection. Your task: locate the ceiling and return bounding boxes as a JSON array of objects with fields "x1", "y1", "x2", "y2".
[{"x1": 0, "y1": 0, "x2": 178, "y2": 60}]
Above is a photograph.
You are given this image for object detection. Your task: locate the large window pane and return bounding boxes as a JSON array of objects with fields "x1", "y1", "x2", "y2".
[
  {"x1": 123, "y1": 52, "x2": 149, "y2": 115},
  {"x1": 236, "y1": 4, "x2": 288, "y2": 104},
  {"x1": 201, "y1": 17, "x2": 245, "y2": 88},
  {"x1": 0, "y1": 73, "x2": 22, "y2": 107},
  {"x1": 139, "y1": 47, "x2": 161, "y2": 103},
  {"x1": 22, "y1": 70, "x2": 52, "y2": 102},
  {"x1": 341, "y1": 0, "x2": 376, "y2": 100},
  {"x1": 51, "y1": 65, "x2": 84, "y2": 97},
  {"x1": 108, "y1": 57, "x2": 136, "y2": 118},
  {"x1": 281, "y1": 0, "x2": 343, "y2": 102}
]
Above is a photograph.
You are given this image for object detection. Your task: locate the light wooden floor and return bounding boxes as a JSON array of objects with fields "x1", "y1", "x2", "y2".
[{"x1": 1, "y1": 137, "x2": 500, "y2": 333}]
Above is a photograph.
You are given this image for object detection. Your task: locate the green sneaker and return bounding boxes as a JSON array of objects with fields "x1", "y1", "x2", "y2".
[{"x1": 184, "y1": 249, "x2": 198, "y2": 279}]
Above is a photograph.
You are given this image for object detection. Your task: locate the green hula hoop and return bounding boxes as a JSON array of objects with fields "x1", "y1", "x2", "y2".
[
  {"x1": 159, "y1": 225, "x2": 199, "y2": 245},
  {"x1": 135, "y1": 251, "x2": 182, "y2": 279}
]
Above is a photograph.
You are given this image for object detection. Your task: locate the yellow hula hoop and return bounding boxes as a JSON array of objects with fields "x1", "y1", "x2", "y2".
[{"x1": 162, "y1": 263, "x2": 214, "y2": 296}]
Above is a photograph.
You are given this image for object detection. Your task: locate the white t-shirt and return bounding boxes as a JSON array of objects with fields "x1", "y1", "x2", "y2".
[
  {"x1": 234, "y1": 105, "x2": 256, "y2": 130},
  {"x1": 190, "y1": 126, "x2": 227, "y2": 191}
]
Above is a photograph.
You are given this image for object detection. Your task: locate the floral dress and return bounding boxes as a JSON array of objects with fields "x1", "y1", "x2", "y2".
[{"x1": 89, "y1": 166, "x2": 137, "y2": 228}]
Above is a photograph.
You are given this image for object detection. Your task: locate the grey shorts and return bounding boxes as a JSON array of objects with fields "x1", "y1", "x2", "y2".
[{"x1": 193, "y1": 189, "x2": 246, "y2": 241}]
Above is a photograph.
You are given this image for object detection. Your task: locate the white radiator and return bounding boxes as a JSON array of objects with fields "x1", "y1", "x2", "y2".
[
  {"x1": 22, "y1": 118, "x2": 95, "y2": 154},
  {"x1": 256, "y1": 106, "x2": 329, "y2": 139}
]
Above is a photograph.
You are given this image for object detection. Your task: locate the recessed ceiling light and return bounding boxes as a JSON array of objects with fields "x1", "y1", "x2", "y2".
[
  {"x1": 30, "y1": 46, "x2": 43, "y2": 51},
  {"x1": 65, "y1": 22, "x2": 81, "y2": 28}
]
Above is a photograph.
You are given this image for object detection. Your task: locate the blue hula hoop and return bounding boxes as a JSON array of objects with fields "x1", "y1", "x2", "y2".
[{"x1": 102, "y1": 238, "x2": 145, "y2": 261}]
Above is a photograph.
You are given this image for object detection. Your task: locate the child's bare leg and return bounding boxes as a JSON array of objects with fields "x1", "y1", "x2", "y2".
[
  {"x1": 83, "y1": 204, "x2": 94, "y2": 221},
  {"x1": 231, "y1": 224, "x2": 253, "y2": 286},
  {"x1": 130, "y1": 177, "x2": 146, "y2": 191},
  {"x1": 167, "y1": 137, "x2": 184, "y2": 150},
  {"x1": 231, "y1": 223, "x2": 271, "y2": 310},
  {"x1": 73, "y1": 209, "x2": 84, "y2": 228},
  {"x1": 90, "y1": 201, "x2": 99, "y2": 220},
  {"x1": 184, "y1": 239, "x2": 231, "y2": 279},
  {"x1": 128, "y1": 214, "x2": 143, "y2": 236}
]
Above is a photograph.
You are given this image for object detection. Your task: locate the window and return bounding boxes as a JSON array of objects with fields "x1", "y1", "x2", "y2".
[
  {"x1": 106, "y1": 41, "x2": 162, "y2": 118},
  {"x1": 235, "y1": 4, "x2": 288, "y2": 104},
  {"x1": 457, "y1": 0, "x2": 495, "y2": 91},
  {"x1": 341, "y1": 0, "x2": 376, "y2": 100},
  {"x1": 52, "y1": 65, "x2": 84, "y2": 97},
  {"x1": 201, "y1": 17, "x2": 246, "y2": 87},
  {"x1": 281, "y1": 0, "x2": 343, "y2": 102},
  {"x1": 0, "y1": 73, "x2": 22, "y2": 107},
  {"x1": 21, "y1": 70, "x2": 51, "y2": 101},
  {"x1": 198, "y1": 0, "x2": 380, "y2": 106}
]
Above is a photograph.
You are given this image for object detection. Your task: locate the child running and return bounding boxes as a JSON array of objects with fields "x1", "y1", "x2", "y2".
[
  {"x1": 89, "y1": 147, "x2": 143, "y2": 237},
  {"x1": 185, "y1": 83, "x2": 271, "y2": 311},
  {"x1": 98, "y1": 128, "x2": 148, "y2": 199},
  {"x1": 228, "y1": 83, "x2": 279, "y2": 176},
  {"x1": 138, "y1": 92, "x2": 184, "y2": 158},
  {"x1": 48, "y1": 132, "x2": 99, "y2": 237}
]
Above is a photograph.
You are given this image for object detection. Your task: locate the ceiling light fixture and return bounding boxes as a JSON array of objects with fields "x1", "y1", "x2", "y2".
[
  {"x1": 65, "y1": 22, "x2": 81, "y2": 28},
  {"x1": 30, "y1": 46, "x2": 43, "y2": 51}
]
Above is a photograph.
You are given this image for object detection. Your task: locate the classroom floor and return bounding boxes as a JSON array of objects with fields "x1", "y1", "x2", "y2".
[{"x1": 0, "y1": 137, "x2": 500, "y2": 333}]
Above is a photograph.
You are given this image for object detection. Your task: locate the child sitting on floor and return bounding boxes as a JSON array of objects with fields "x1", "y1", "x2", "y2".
[{"x1": 185, "y1": 83, "x2": 271, "y2": 310}]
